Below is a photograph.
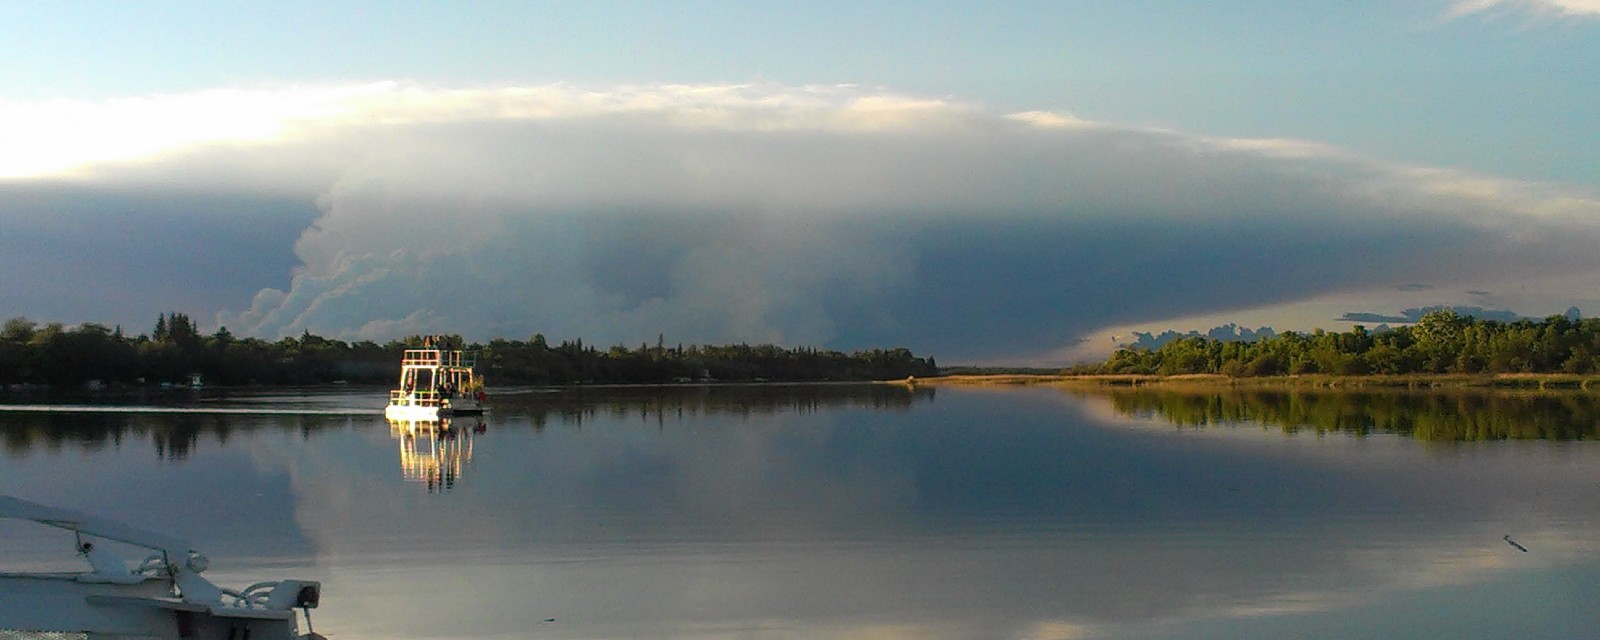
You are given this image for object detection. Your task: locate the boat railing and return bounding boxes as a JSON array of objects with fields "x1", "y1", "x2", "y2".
[
  {"x1": 401, "y1": 350, "x2": 442, "y2": 366},
  {"x1": 0, "y1": 494, "x2": 322, "y2": 631},
  {"x1": 390, "y1": 389, "x2": 443, "y2": 406},
  {"x1": 400, "y1": 349, "x2": 477, "y2": 369}
]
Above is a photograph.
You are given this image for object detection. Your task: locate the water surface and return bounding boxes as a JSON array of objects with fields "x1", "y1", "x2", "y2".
[{"x1": 2, "y1": 385, "x2": 1596, "y2": 639}]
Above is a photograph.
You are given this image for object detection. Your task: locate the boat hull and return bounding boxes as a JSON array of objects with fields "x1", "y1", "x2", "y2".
[
  {"x1": 385, "y1": 404, "x2": 442, "y2": 421},
  {"x1": 384, "y1": 401, "x2": 485, "y2": 421}
]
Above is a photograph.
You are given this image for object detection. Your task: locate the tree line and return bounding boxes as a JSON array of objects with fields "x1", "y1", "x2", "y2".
[
  {"x1": 0, "y1": 314, "x2": 937, "y2": 388},
  {"x1": 480, "y1": 334, "x2": 936, "y2": 385},
  {"x1": 1079, "y1": 309, "x2": 1600, "y2": 377}
]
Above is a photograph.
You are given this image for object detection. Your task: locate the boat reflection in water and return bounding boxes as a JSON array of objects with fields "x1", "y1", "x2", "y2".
[{"x1": 388, "y1": 418, "x2": 484, "y2": 493}]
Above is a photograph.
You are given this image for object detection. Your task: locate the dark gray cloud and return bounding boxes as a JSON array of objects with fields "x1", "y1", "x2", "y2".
[
  {"x1": 1339, "y1": 312, "x2": 1418, "y2": 324},
  {"x1": 0, "y1": 183, "x2": 316, "y2": 331},
  {"x1": 6, "y1": 84, "x2": 1600, "y2": 361},
  {"x1": 1339, "y1": 306, "x2": 1530, "y2": 324}
]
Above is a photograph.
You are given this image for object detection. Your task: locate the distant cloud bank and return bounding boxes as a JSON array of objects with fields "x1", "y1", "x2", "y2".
[
  {"x1": 1120, "y1": 325, "x2": 1279, "y2": 351},
  {"x1": 4, "y1": 82, "x2": 1600, "y2": 362},
  {"x1": 1449, "y1": 0, "x2": 1600, "y2": 19},
  {"x1": 1338, "y1": 305, "x2": 1581, "y2": 325},
  {"x1": 1339, "y1": 306, "x2": 1528, "y2": 324}
]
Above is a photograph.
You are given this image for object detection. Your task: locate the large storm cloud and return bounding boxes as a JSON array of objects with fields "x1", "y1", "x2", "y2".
[{"x1": 5, "y1": 83, "x2": 1598, "y2": 361}]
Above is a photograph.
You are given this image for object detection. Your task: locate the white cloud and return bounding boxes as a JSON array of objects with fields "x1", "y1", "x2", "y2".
[
  {"x1": 0, "y1": 85, "x2": 365, "y2": 179},
  {"x1": 0, "y1": 82, "x2": 974, "y2": 181},
  {"x1": 1448, "y1": 0, "x2": 1600, "y2": 19},
  {"x1": 1003, "y1": 110, "x2": 1102, "y2": 130}
]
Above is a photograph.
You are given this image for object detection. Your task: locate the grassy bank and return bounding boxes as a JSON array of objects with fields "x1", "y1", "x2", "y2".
[{"x1": 911, "y1": 372, "x2": 1600, "y2": 391}]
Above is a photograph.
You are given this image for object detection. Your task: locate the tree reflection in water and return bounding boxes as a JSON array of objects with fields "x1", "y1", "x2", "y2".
[
  {"x1": 0, "y1": 383, "x2": 935, "y2": 457},
  {"x1": 484, "y1": 383, "x2": 935, "y2": 430},
  {"x1": 0, "y1": 410, "x2": 352, "y2": 458},
  {"x1": 1084, "y1": 388, "x2": 1600, "y2": 440}
]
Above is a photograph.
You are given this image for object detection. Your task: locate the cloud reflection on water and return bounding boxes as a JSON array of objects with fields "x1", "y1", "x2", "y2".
[{"x1": 273, "y1": 387, "x2": 1600, "y2": 638}]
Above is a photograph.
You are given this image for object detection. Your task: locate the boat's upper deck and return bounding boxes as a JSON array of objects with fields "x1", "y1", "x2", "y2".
[{"x1": 400, "y1": 349, "x2": 476, "y2": 369}]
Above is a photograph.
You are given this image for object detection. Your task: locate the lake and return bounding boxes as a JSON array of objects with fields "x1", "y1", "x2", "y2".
[{"x1": 3, "y1": 384, "x2": 1598, "y2": 639}]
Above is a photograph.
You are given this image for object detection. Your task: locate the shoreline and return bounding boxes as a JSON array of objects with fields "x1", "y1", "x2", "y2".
[
  {"x1": 908, "y1": 372, "x2": 1600, "y2": 391},
  {"x1": 12, "y1": 374, "x2": 1600, "y2": 395}
]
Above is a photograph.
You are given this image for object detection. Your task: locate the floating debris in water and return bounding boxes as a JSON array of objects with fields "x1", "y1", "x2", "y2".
[{"x1": 1504, "y1": 534, "x2": 1529, "y2": 552}]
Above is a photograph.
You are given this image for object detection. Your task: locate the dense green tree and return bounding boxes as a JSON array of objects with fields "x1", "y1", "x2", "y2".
[
  {"x1": 0, "y1": 315, "x2": 936, "y2": 388},
  {"x1": 3, "y1": 317, "x2": 36, "y2": 343},
  {"x1": 1082, "y1": 309, "x2": 1600, "y2": 378}
]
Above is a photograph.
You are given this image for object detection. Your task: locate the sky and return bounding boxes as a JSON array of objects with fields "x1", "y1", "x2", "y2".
[{"x1": 1, "y1": 1, "x2": 1597, "y2": 364}]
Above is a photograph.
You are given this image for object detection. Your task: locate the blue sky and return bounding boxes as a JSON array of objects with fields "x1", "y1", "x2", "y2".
[
  {"x1": 1, "y1": 1, "x2": 1597, "y2": 362},
  {"x1": 6, "y1": 1, "x2": 1593, "y2": 184}
]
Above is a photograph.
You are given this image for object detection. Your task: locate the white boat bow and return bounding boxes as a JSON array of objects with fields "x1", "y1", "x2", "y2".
[{"x1": 0, "y1": 495, "x2": 324, "y2": 640}]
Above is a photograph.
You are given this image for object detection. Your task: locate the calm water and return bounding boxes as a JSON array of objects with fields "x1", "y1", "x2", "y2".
[{"x1": 3, "y1": 384, "x2": 1598, "y2": 639}]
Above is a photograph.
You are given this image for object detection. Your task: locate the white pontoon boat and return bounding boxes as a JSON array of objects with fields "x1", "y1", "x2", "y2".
[
  {"x1": 0, "y1": 495, "x2": 324, "y2": 640},
  {"x1": 385, "y1": 347, "x2": 485, "y2": 421}
]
